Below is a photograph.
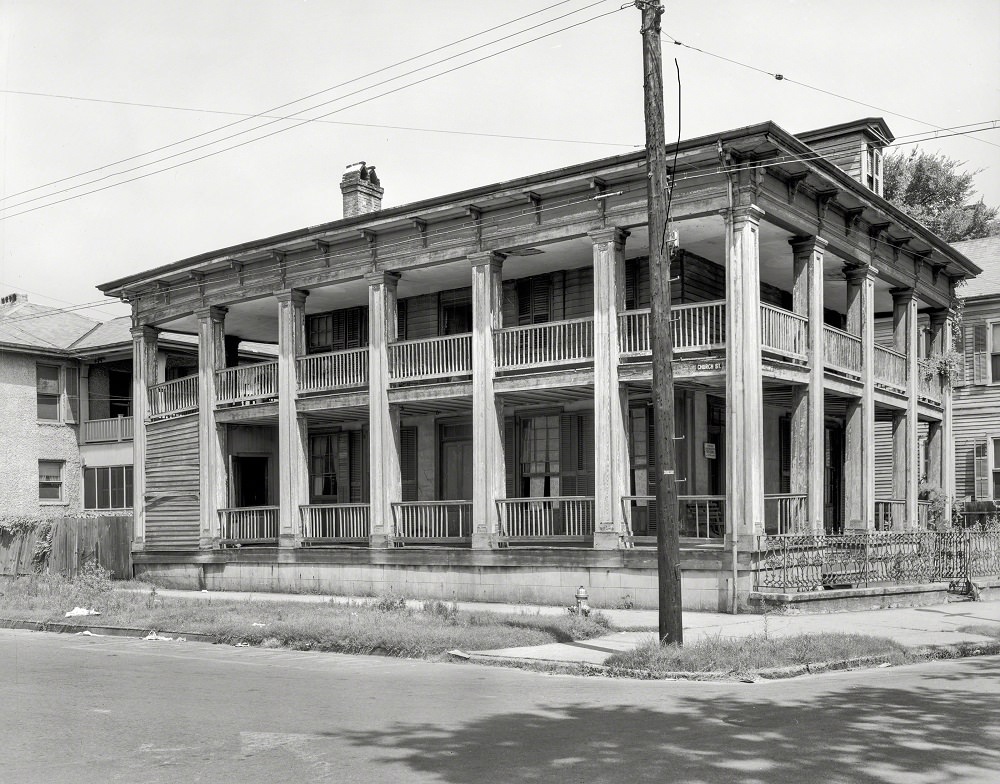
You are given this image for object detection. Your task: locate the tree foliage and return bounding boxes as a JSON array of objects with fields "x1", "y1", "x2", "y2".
[{"x1": 883, "y1": 148, "x2": 999, "y2": 242}]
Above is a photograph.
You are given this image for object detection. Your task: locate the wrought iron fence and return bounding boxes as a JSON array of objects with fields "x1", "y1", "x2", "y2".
[{"x1": 755, "y1": 530, "x2": 1000, "y2": 592}]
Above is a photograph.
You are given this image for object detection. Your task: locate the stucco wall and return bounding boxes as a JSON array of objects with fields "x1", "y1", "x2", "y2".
[{"x1": 0, "y1": 351, "x2": 83, "y2": 520}]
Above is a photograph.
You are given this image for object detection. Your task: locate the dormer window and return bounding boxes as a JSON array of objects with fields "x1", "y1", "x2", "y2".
[{"x1": 865, "y1": 144, "x2": 883, "y2": 195}]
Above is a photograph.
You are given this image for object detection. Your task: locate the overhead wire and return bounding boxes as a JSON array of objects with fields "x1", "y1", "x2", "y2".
[
  {"x1": 0, "y1": 0, "x2": 595, "y2": 204},
  {"x1": 0, "y1": 1, "x2": 622, "y2": 217}
]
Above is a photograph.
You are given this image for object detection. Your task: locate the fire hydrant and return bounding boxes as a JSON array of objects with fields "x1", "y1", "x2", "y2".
[{"x1": 574, "y1": 586, "x2": 590, "y2": 617}]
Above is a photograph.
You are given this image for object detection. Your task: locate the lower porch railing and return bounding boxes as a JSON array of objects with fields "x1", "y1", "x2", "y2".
[
  {"x1": 219, "y1": 506, "x2": 279, "y2": 544},
  {"x1": 755, "y1": 530, "x2": 1000, "y2": 592},
  {"x1": 391, "y1": 501, "x2": 472, "y2": 541},
  {"x1": 622, "y1": 495, "x2": 726, "y2": 540},
  {"x1": 875, "y1": 499, "x2": 906, "y2": 531},
  {"x1": 764, "y1": 494, "x2": 808, "y2": 535},
  {"x1": 300, "y1": 504, "x2": 370, "y2": 542},
  {"x1": 496, "y1": 497, "x2": 595, "y2": 539}
]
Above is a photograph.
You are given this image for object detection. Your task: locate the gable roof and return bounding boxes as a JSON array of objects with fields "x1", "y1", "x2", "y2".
[
  {"x1": 953, "y1": 236, "x2": 1000, "y2": 299},
  {"x1": 0, "y1": 298, "x2": 101, "y2": 352}
]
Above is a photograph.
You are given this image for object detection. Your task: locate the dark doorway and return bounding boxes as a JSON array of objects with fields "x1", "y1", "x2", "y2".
[
  {"x1": 825, "y1": 427, "x2": 845, "y2": 533},
  {"x1": 233, "y1": 456, "x2": 269, "y2": 507}
]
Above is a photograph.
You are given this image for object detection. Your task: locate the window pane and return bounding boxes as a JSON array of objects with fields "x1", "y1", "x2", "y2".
[
  {"x1": 992, "y1": 355, "x2": 1000, "y2": 383},
  {"x1": 125, "y1": 466, "x2": 134, "y2": 508},
  {"x1": 39, "y1": 461, "x2": 61, "y2": 481},
  {"x1": 37, "y1": 365, "x2": 60, "y2": 394},
  {"x1": 37, "y1": 395, "x2": 59, "y2": 420},
  {"x1": 110, "y1": 467, "x2": 125, "y2": 508},
  {"x1": 39, "y1": 484, "x2": 61, "y2": 500},
  {"x1": 84, "y1": 468, "x2": 97, "y2": 509},
  {"x1": 97, "y1": 467, "x2": 111, "y2": 509},
  {"x1": 994, "y1": 472, "x2": 1000, "y2": 502},
  {"x1": 65, "y1": 367, "x2": 79, "y2": 422}
]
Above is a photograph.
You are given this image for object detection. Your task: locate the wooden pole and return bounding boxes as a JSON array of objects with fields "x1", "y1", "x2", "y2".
[{"x1": 638, "y1": 0, "x2": 682, "y2": 644}]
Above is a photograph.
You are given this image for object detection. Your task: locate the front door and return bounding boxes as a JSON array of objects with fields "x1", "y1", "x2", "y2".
[
  {"x1": 233, "y1": 456, "x2": 269, "y2": 507},
  {"x1": 440, "y1": 438, "x2": 473, "y2": 537}
]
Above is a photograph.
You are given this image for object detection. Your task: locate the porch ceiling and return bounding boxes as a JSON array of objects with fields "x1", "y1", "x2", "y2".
[
  {"x1": 302, "y1": 404, "x2": 369, "y2": 425},
  {"x1": 500, "y1": 383, "x2": 594, "y2": 409}
]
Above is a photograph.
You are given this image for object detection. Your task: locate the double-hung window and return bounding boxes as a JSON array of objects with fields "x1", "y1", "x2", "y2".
[
  {"x1": 39, "y1": 461, "x2": 64, "y2": 502},
  {"x1": 36, "y1": 363, "x2": 79, "y2": 422}
]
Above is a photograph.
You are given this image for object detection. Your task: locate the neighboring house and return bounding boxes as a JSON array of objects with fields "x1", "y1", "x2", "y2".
[
  {"x1": 949, "y1": 236, "x2": 1000, "y2": 506},
  {"x1": 97, "y1": 118, "x2": 978, "y2": 611},
  {"x1": 0, "y1": 294, "x2": 269, "y2": 522}
]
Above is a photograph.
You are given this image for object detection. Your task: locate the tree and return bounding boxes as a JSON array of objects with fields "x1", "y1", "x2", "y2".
[{"x1": 882, "y1": 148, "x2": 999, "y2": 242}]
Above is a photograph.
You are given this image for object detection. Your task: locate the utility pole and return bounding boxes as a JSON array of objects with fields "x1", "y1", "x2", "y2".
[{"x1": 637, "y1": 0, "x2": 682, "y2": 644}]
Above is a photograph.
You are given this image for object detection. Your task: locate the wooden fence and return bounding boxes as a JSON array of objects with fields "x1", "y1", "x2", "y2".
[{"x1": 0, "y1": 516, "x2": 132, "y2": 579}]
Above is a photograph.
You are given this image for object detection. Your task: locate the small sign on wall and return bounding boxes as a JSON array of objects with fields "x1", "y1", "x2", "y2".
[{"x1": 704, "y1": 442, "x2": 716, "y2": 460}]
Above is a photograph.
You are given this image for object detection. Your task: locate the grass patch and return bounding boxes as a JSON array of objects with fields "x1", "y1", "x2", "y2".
[
  {"x1": 957, "y1": 624, "x2": 1000, "y2": 640},
  {"x1": 0, "y1": 571, "x2": 612, "y2": 658},
  {"x1": 604, "y1": 632, "x2": 908, "y2": 678}
]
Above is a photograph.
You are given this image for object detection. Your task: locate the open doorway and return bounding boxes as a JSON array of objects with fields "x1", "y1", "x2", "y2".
[{"x1": 232, "y1": 455, "x2": 269, "y2": 507}]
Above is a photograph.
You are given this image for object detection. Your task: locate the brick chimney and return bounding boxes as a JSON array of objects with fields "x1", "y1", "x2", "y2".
[{"x1": 340, "y1": 162, "x2": 384, "y2": 218}]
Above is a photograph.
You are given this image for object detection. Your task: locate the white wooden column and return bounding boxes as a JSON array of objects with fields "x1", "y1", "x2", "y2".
[
  {"x1": 790, "y1": 235, "x2": 827, "y2": 534},
  {"x1": 891, "y1": 287, "x2": 919, "y2": 529},
  {"x1": 367, "y1": 271, "x2": 400, "y2": 548},
  {"x1": 276, "y1": 289, "x2": 309, "y2": 547},
  {"x1": 844, "y1": 266, "x2": 876, "y2": 531},
  {"x1": 929, "y1": 309, "x2": 955, "y2": 513},
  {"x1": 196, "y1": 306, "x2": 227, "y2": 548},
  {"x1": 130, "y1": 325, "x2": 159, "y2": 551},
  {"x1": 590, "y1": 227, "x2": 630, "y2": 549},
  {"x1": 470, "y1": 251, "x2": 505, "y2": 549},
  {"x1": 724, "y1": 205, "x2": 766, "y2": 542}
]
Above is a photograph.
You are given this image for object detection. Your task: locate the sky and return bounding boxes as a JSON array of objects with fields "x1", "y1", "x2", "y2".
[{"x1": 1, "y1": 0, "x2": 999, "y2": 323}]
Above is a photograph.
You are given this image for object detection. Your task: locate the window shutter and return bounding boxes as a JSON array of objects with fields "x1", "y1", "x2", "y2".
[
  {"x1": 504, "y1": 417, "x2": 517, "y2": 497},
  {"x1": 974, "y1": 440, "x2": 989, "y2": 499},
  {"x1": 516, "y1": 279, "x2": 531, "y2": 325},
  {"x1": 336, "y1": 433, "x2": 351, "y2": 504},
  {"x1": 953, "y1": 324, "x2": 967, "y2": 387},
  {"x1": 532, "y1": 277, "x2": 551, "y2": 323},
  {"x1": 559, "y1": 414, "x2": 577, "y2": 496},
  {"x1": 400, "y1": 426, "x2": 418, "y2": 502},
  {"x1": 578, "y1": 411, "x2": 595, "y2": 495},
  {"x1": 353, "y1": 429, "x2": 370, "y2": 503},
  {"x1": 625, "y1": 260, "x2": 639, "y2": 311},
  {"x1": 396, "y1": 298, "x2": 408, "y2": 341},
  {"x1": 973, "y1": 324, "x2": 988, "y2": 385},
  {"x1": 779, "y1": 416, "x2": 791, "y2": 494}
]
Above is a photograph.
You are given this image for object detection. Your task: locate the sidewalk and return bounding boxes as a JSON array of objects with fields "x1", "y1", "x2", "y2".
[{"x1": 144, "y1": 588, "x2": 1000, "y2": 665}]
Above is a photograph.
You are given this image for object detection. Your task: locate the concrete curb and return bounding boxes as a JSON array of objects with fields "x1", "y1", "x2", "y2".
[{"x1": 0, "y1": 617, "x2": 217, "y2": 644}]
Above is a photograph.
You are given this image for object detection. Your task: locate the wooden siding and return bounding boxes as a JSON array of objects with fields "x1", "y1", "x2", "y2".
[
  {"x1": 804, "y1": 132, "x2": 864, "y2": 183},
  {"x1": 399, "y1": 293, "x2": 439, "y2": 340},
  {"x1": 145, "y1": 414, "x2": 200, "y2": 549}
]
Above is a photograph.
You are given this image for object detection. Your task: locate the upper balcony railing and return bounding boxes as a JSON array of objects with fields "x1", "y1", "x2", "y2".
[
  {"x1": 874, "y1": 344, "x2": 907, "y2": 392},
  {"x1": 760, "y1": 305, "x2": 807, "y2": 361},
  {"x1": 823, "y1": 325, "x2": 862, "y2": 377},
  {"x1": 494, "y1": 318, "x2": 593, "y2": 371},
  {"x1": 80, "y1": 415, "x2": 133, "y2": 443},
  {"x1": 148, "y1": 376, "x2": 198, "y2": 419},
  {"x1": 297, "y1": 348, "x2": 368, "y2": 394},
  {"x1": 216, "y1": 361, "x2": 279, "y2": 406},
  {"x1": 389, "y1": 334, "x2": 472, "y2": 383},
  {"x1": 917, "y1": 359, "x2": 942, "y2": 403}
]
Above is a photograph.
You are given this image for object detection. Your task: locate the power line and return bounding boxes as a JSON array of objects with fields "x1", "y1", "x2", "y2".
[
  {"x1": 0, "y1": 0, "x2": 617, "y2": 213},
  {"x1": 0, "y1": 88, "x2": 638, "y2": 151},
  {"x1": 660, "y1": 31, "x2": 1000, "y2": 151}
]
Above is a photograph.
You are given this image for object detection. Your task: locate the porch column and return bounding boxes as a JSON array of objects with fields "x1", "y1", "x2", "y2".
[
  {"x1": 844, "y1": 266, "x2": 876, "y2": 531},
  {"x1": 276, "y1": 289, "x2": 309, "y2": 547},
  {"x1": 892, "y1": 288, "x2": 919, "y2": 530},
  {"x1": 470, "y1": 251, "x2": 505, "y2": 549},
  {"x1": 367, "y1": 271, "x2": 400, "y2": 548},
  {"x1": 196, "y1": 306, "x2": 228, "y2": 548},
  {"x1": 130, "y1": 325, "x2": 159, "y2": 552},
  {"x1": 929, "y1": 308, "x2": 955, "y2": 515},
  {"x1": 590, "y1": 227, "x2": 630, "y2": 549},
  {"x1": 790, "y1": 235, "x2": 827, "y2": 534},
  {"x1": 724, "y1": 205, "x2": 766, "y2": 543}
]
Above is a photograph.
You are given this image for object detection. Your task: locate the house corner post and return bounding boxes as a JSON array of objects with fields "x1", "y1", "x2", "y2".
[
  {"x1": 130, "y1": 324, "x2": 159, "y2": 552},
  {"x1": 929, "y1": 308, "x2": 955, "y2": 518},
  {"x1": 196, "y1": 306, "x2": 227, "y2": 548},
  {"x1": 724, "y1": 206, "x2": 766, "y2": 548},
  {"x1": 470, "y1": 251, "x2": 505, "y2": 549},
  {"x1": 367, "y1": 271, "x2": 400, "y2": 548},
  {"x1": 277, "y1": 288, "x2": 309, "y2": 547},
  {"x1": 590, "y1": 227, "x2": 630, "y2": 549}
]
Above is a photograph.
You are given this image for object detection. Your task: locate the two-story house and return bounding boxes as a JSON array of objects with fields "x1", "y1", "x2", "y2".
[{"x1": 97, "y1": 118, "x2": 979, "y2": 611}]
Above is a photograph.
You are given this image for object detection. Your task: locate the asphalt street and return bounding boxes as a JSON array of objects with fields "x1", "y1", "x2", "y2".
[{"x1": 2, "y1": 629, "x2": 999, "y2": 784}]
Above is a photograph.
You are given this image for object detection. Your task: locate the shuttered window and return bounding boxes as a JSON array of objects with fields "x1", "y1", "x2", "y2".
[
  {"x1": 349, "y1": 430, "x2": 368, "y2": 503},
  {"x1": 973, "y1": 324, "x2": 988, "y2": 384},
  {"x1": 504, "y1": 417, "x2": 517, "y2": 498},
  {"x1": 559, "y1": 412, "x2": 595, "y2": 497},
  {"x1": 779, "y1": 416, "x2": 791, "y2": 494},
  {"x1": 993, "y1": 439, "x2": 1000, "y2": 500},
  {"x1": 991, "y1": 324, "x2": 1000, "y2": 383},
  {"x1": 396, "y1": 298, "x2": 408, "y2": 341},
  {"x1": 307, "y1": 307, "x2": 369, "y2": 354},
  {"x1": 439, "y1": 289, "x2": 472, "y2": 335},
  {"x1": 516, "y1": 276, "x2": 551, "y2": 325},
  {"x1": 310, "y1": 434, "x2": 339, "y2": 500},
  {"x1": 400, "y1": 426, "x2": 418, "y2": 502},
  {"x1": 974, "y1": 440, "x2": 989, "y2": 499}
]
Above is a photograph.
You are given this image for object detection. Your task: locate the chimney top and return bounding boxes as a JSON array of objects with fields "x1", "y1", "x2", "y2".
[
  {"x1": 341, "y1": 162, "x2": 384, "y2": 218},
  {"x1": 0, "y1": 292, "x2": 27, "y2": 307}
]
